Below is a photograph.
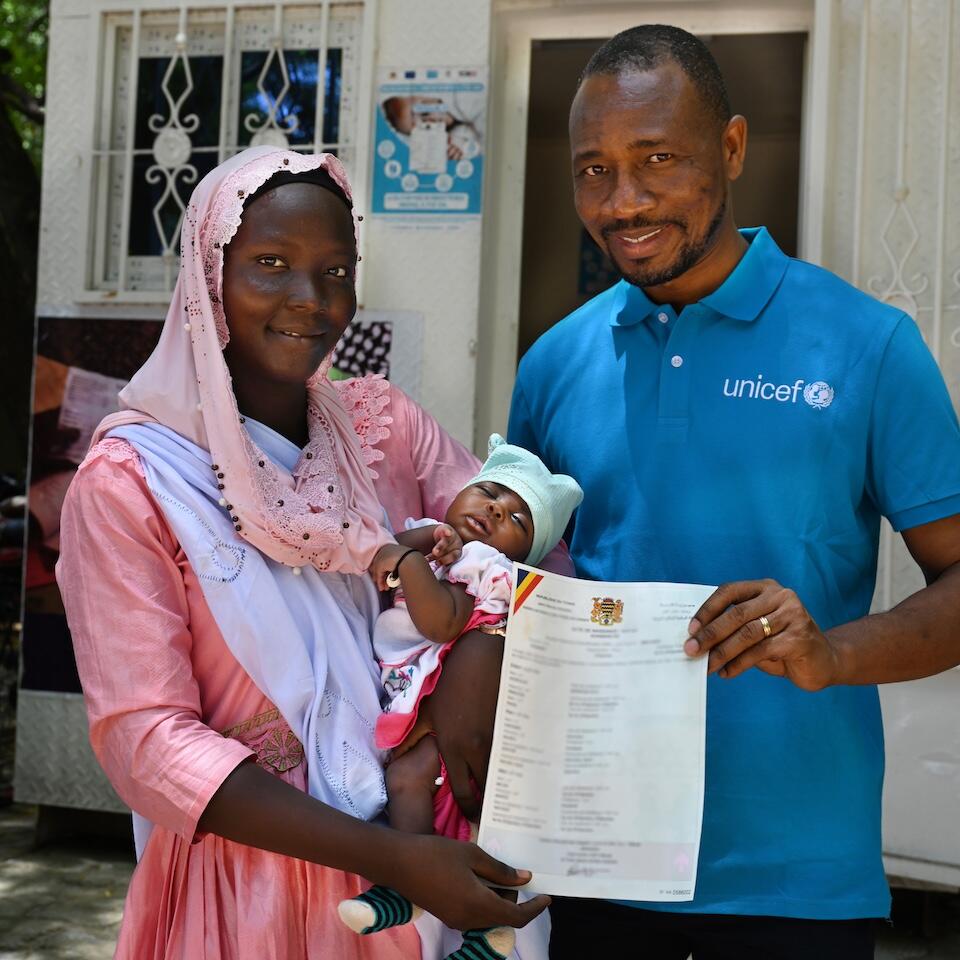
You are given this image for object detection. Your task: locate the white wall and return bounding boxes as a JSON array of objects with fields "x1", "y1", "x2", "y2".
[
  {"x1": 824, "y1": 0, "x2": 960, "y2": 887},
  {"x1": 823, "y1": 0, "x2": 960, "y2": 612},
  {"x1": 362, "y1": 0, "x2": 492, "y2": 446},
  {"x1": 36, "y1": 1, "x2": 99, "y2": 318}
]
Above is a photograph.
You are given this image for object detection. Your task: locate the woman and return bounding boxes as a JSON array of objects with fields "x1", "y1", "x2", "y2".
[{"x1": 57, "y1": 147, "x2": 548, "y2": 958}]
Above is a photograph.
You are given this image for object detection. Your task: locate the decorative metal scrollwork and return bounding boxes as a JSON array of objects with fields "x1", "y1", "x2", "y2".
[
  {"x1": 866, "y1": 185, "x2": 929, "y2": 320},
  {"x1": 864, "y1": 2, "x2": 930, "y2": 323},
  {"x1": 146, "y1": 25, "x2": 199, "y2": 286},
  {"x1": 146, "y1": 165, "x2": 198, "y2": 259},
  {"x1": 94, "y1": 2, "x2": 359, "y2": 294},
  {"x1": 244, "y1": 35, "x2": 299, "y2": 148}
]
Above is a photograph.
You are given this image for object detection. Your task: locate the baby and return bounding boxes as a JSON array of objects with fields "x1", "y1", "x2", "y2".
[{"x1": 339, "y1": 434, "x2": 583, "y2": 960}]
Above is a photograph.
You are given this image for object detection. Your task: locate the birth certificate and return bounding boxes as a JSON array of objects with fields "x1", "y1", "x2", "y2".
[{"x1": 477, "y1": 567, "x2": 714, "y2": 901}]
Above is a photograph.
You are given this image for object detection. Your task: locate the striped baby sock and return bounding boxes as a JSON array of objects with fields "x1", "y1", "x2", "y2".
[
  {"x1": 337, "y1": 885, "x2": 423, "y2": 934},
  {"x1": 443, "y1": 926, "x2": 515, "y2": 960}
]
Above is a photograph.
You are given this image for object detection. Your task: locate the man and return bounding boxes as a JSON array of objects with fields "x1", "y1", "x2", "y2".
[{"x1": 505, "y1": 23, "x2": 960, "y2": 960}]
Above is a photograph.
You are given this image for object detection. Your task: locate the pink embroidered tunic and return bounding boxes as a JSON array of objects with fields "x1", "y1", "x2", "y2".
[{"x1": 58, "y1": 383, "x2": 479, "y2": 960}]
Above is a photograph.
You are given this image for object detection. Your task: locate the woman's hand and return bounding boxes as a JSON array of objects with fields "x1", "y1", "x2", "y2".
[
  {"x1": 430, "y1": 523, "x2": 462, "y2": 565},
  {"x1": 198, "y1": 760, "x2": 547, "y2": 932},
  {"x1": 384, "y1": 832, "x2": 550, "y2": 931}
]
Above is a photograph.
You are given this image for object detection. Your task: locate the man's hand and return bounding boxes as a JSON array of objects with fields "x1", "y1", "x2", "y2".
[
  {"x1": 420, "y1": 629, "x2": 503, "y2": 820},
  {"x1": 430, "y1": 522, "x2": 463, "y2": 565},
  {"x1": 685, "y1": 579, "x2": 840, "y2": 691}
]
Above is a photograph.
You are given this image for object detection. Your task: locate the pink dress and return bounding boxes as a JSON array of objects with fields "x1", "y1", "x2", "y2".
[{"x1": 58, "y1": 385, "x2": 480, "y2": 960}]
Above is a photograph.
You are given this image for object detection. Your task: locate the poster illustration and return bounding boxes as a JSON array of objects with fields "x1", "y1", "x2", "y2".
[{"x1": 372, "y1": 66, "x2": 487, "y2": 216}]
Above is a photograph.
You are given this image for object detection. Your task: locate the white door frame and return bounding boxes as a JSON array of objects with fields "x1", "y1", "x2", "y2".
[{"x1": 475, "y1": 0, "x2": 833, "y2": 448}]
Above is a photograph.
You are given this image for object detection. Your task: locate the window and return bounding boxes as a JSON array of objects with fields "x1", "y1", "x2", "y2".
[{"x1": 87, "y1": 3, "x2": 369, "y2": 297}]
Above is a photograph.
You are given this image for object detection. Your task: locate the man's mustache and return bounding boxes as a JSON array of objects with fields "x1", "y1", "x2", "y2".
[{"x1": 600, "y1": 217, "x2": 684, "y2": 240}]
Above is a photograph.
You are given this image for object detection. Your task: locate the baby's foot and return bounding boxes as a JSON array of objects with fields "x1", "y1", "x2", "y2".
[
  {"x1": 443, "y1": 926, "x2": 515, "y2": 960},
  {"x1": 337, "y1": 885, "x2": 423, "y2": 934}
]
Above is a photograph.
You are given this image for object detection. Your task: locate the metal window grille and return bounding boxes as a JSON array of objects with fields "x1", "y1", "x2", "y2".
[{"x1": 84, "y1": 2, "x2": 375, "y2": 299}]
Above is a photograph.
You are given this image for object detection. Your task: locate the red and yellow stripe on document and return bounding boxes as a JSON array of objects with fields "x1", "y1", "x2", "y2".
[{"x1": 512, "y1": 567, "x2": 543, "y2": 614}]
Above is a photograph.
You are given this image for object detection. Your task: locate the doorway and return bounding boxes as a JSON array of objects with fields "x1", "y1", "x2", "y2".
[{"x1": 518, "y1": 33, "x2": 806, "y2": 358}]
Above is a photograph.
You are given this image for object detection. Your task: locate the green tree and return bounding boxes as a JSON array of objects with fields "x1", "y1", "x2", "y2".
[{"x1": 1, "y1": 0, "x2": 46, "y2": 167}]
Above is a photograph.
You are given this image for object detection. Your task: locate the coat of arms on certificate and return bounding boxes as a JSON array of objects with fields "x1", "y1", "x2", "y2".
[{"x1": 591, "y1": 596, "x2": 624, "y2": 625}]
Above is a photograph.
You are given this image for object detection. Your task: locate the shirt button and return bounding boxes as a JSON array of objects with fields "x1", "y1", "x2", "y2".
[
  {"x1": 671, "y1": 355, "x2": 683, "y2": 368},
  {"x1": 657, "y1": 312, "x2": 669, "y2": 324}
]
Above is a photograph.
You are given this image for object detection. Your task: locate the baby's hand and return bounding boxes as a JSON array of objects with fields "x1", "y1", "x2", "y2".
[
  {"x1": 370, "y1": 543, "x2": 407, "y2": 591},
  {"x1": 431, "y1": 523, "x2": 462, "y2": 566}
]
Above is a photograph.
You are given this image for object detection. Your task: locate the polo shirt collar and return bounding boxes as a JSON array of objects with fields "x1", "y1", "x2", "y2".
[{"x1": 609, "y1": 226, "x2": 789, "y2": 327}]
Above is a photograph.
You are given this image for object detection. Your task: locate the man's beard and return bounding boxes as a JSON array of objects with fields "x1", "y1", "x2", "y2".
[{"x1": 601, "y1": 197, "x2": 727, "y2": 290}]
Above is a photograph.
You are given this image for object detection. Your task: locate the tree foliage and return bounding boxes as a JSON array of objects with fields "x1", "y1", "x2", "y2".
[{"x1": 1, "y1": 0, "x2": 47, "y2": 167}]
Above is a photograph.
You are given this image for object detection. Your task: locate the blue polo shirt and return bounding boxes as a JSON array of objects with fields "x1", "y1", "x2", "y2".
[{"x1": 508, "y1": 227, "x2": 960, "y2": 919}]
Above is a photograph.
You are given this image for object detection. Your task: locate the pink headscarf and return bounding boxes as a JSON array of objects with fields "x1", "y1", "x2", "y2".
[{"x1": 94, "y1": 146, "x2": 393, "y2": 574}]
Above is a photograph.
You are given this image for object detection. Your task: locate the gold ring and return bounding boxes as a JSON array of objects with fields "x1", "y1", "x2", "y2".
[{"x1": 758, "y1": 615, "x2": 773, "y2": 638}]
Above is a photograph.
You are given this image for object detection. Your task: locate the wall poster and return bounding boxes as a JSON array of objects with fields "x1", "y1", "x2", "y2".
[{"x1": 372, "y1": 66, "x2": 487, "y2": 217}]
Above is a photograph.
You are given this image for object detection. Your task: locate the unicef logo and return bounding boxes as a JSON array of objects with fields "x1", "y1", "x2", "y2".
[{"x1": 803, "y1": 381, "x2": 834, "y2": 409}]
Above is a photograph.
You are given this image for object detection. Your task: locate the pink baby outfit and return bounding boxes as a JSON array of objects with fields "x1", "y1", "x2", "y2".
[
  {"x1": 375, "y1": 520, "x2": 512, "y2": 753},
  {"x1": 58, "y1": 383, "x2": 480, "y2": 960},
  {"x1": 373, "y1": 522, "x2": 512, "y2": 843}
]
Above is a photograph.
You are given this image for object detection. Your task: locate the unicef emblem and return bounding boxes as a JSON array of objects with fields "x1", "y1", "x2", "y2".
[{"x1": 803, "y1": 381, "x2": 834, "y2": 409}]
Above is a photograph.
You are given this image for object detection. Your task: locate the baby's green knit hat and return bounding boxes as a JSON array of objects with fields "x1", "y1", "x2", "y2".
[{"x1": 468, "y1": 434, "x2": 583, "y2": 565}]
